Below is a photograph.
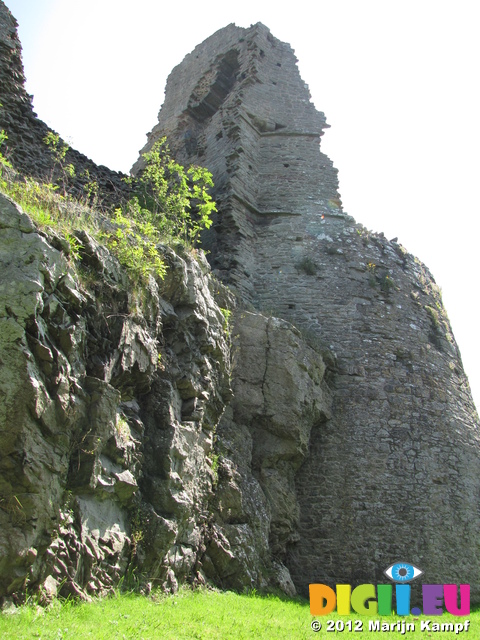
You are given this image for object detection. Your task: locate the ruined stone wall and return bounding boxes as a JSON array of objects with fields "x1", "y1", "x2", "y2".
[
  {"x1": 0, "y1": 1, "x2": 129, "y2": 206},
  {"x1": 137, "y1": 23, "x2": 480, "y2": 599},
  {"x1": 133, "y1": 23, "x2": 339, "y2": 302}
]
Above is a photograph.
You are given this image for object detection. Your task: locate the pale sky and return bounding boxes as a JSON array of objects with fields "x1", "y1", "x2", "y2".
[{"x1": 4, "y1": 0, "x2": 480, "y2": 409}]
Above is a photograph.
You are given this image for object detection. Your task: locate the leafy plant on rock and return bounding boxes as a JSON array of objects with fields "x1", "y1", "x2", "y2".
[
  {"x1": 102, "y1": 203, "x2": 167, "y2": 283},
  {"x1": 1, "y1": 127, "x2": 217, "y2": 287},
  {"x1": 296, "y1": 256, "x2": 317, "y2": 276},
  {"x1": 102, "y1": 137, "x2": 217, "y2": 284},
  {"x1": 0, "y1": 129, "x2": 10, "y2": 167},
  {"x1": 133, "y1": 136, "x2": 216, "y2": 246}
]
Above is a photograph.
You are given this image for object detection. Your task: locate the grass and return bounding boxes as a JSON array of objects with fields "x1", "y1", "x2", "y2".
[
  {"x1": 1, "y1": 166, "x2": 98, "y2": 233},
  {"x1": 0, "y1": 134, "x2": 216, "y2": 287},
  {"x1": 0, "y1": 588, "x2": 308, "y2": 640},
  {"x1": 0, "y1": 588, "x2": 477, "y2": 639},
  {"x1": 0, "y1": 166, "x2": 165, "y2": 284}
]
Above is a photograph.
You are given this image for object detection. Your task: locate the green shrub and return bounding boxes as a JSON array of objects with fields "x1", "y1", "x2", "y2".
[
  {"x1": 0, "y1": 129, "x2": 9, "y2": 167},
  {"x1": 133, "y1": 137, "x2": 216, "y2": 246},
  {"x1": 102, "y1": 203, "x2": 167, "y2": 283},
  {"x1": 1, "y1": 132, "x2": 217, "y2": 286},
  {"x1": 220, "y1": 307, "x2": 232, "y2": 332},
  {"x1": 43, "y1": 131, "x2": 76, "y2": 195},
  {"x1": 0, "y1": 102, "x2": 11, "y2": 169}
]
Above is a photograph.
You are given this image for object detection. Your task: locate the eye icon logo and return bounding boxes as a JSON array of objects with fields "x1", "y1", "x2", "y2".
[{"x1": 384, "y1": 562, "x2": 423, "y2": 583}]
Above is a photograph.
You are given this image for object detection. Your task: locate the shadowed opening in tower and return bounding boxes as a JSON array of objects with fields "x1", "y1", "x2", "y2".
[{"x1": 187, "y1": 49, "x2": 240, "y2": 122}]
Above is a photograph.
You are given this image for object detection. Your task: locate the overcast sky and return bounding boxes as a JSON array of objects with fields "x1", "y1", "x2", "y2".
[{"x1": 4, "y1": 0, "x2": 480, "y2": 409}]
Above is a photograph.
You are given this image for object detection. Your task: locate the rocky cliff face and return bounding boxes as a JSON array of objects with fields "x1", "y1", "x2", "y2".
[
  {"x1": 0, "y1": 191, "x2": 235, "y2": 599},
  {"x1": 1, "y1": 2, "x2": 323, "y2": 602},
  {"x1": 0, "y1": 185, "x2": 320, "y2": 600},
  {"x1": 1, "y1": 2, "x2": 480, "y2": 605}
]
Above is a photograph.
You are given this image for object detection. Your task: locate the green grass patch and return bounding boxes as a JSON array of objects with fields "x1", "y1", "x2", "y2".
[
  {"x1": 0, "y1": 588, "x2": 309, "y2": 639},
  {"x1": 0, "y1": 588, "x2": 478, "y2": 639}
]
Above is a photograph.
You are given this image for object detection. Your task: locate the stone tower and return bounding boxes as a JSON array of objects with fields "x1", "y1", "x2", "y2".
[{"x1": 135, "y1": 23, "x2": 480, "y2": 598}]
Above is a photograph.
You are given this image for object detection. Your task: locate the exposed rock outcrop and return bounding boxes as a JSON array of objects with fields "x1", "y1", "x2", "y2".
[
  {"x1": 207, "y1": 312, "x2": 331, "y2": 594},
  {"x1": 0, "y1": 191, "x2": 233, "y2": 599}
]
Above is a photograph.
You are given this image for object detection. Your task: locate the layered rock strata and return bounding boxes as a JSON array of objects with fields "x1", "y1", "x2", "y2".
[{"x1": 136, "y1": 22, "x2": 480, "y2": 599}]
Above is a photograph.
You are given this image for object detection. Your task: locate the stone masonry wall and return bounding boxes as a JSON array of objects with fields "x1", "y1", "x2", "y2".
[
  {"x1": 2, "y1": 1, "x2": 480, "y2": 603},
  {"x1": 136, "y1": 23, "x2": 480, "y2": 600},
  {"x1": 0, "y1": 1, "x2": 129, "y2": 207},
  {"x1": 133, "y1": 23, "x2": 339, "y2": 303}
]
